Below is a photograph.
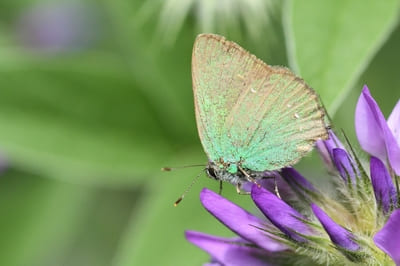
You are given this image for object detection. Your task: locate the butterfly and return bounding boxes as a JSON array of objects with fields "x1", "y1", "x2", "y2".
[{"x1": 192, "y1": 34, "x2": 329, "y2": 192}]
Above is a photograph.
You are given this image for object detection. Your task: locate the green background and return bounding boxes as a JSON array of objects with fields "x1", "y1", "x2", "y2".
[{"x1": 0, "y1": 0, "x2": 399, "y2": 265}]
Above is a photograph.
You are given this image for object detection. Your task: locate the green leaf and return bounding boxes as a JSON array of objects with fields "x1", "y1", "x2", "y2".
[
  {"x1": 0, "y1": 168, "x2": 139, "y2": 266},
  {"x1": 103, "y1": 1, "x2": 197, "y2": 142},
  {"x1": 0, "y1": 0, "x2": 290, "y2": 185},
  {"x1": 112, "y1": 151, "x2": 256, "y2": 266},
  {"x1": 0, "y1": 59, "x2": 172, "y2": 185},
  {"x1": 0, "y1": 169, "x2": 91, "y2": 266},
  {"x1": 361, "y1": 25, "x2": 400, "y2": 114},
  {"x1": 333, "y1": 24, "x2": 400, "y2": 144},
  {"x1": 0, "y1": 2, "x2": 201, "y2": 185},
  {"x1": 284, "y1": 0, "x2": 400, "y2": 114}
]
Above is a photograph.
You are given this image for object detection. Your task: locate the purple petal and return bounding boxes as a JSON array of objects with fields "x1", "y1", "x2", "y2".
[
  {"x1": 185, "y1": 231, "x2": 275, "y2": 266},
  {"x1": 200, "y1": 188, "x2": 287, "y2": 252},
  {"x1": 311, "y1": 204, "x2": 359, "y2": 251},
  {"x1": 317, "y1": 130, "x2": 346, "y2": 171},
  {"x1": 355, "y1": 86, "x2": 387, "y2": 160},
  {"x1": 325, "y1": 130, "x2": 346, "y2": 152},
  {"x1": 280, "y1": 167, "x2": 316, "y2": 193},
  {"x1": 370, "y1": 156, "x2": 397, "y2": 214},
  {"x1": 388, "y1": 100, "x2": 400, "y2": 141},
  {"x1": 238, "y1": 181, "x2": 253, "y2": 192},
  {"x1": 323, "y1": 130, "x2": 346, "y2": 156},
  {"x1": 316, "y1": 139, "x2": 333, "y2": 169},
  {"x1": 234, "y1": 172, "x2": 285, "y2": 193},
  {"x1": 248, "y1": 172, "x2": 295, "y2": 200},
  {"x1": 355, "y1": 86, "x2": 400, "y2": 175},
  {"x1": 251, "y1": 185, "x2": 313, "y2": 242},
  {"x1": 240, "y1": 172, "x2": 282, "y2": 193},
  {"x1": 374, "y1": 210, "x2": 400, "y2": 264},
  {"x1": 332, "y1": 148, "x2": 357, "y2": 183},
  {"x1": 280, "y1": 168, "x2": 318, "y2": 203},
  {"x1": 243, "y1": 172, "x2": 301, "y2": 205}
]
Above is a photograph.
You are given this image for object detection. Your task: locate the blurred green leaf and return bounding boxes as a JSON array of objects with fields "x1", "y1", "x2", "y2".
[
  {"x1": 334, "y1": 24, "x2": 400, "y2": 145},
  {"x1": 0, "y1": 169, "x2": 91, "y2": 266},
  {"x1": 0, "y1": 0, "x2": 200, "y2": 185},
  {"x1": 0, "y1": 58, "x2": 172, "y2": 184},
  {"x1": 0, "y1": 168, "x2": 138, "y2": 266},
  {"x1": 0, "y1": 0, "x2": 290, "y2": 185},
  {"x1": 361, "y1": 25, "x2": 400, "y2": 114},
  {"x1": 136, "y1": 0, "x2": 281, "y2": 46},
  {"x1": 103, "y1": 0, "x2": 197, "y2": 141},
  {"x1": 285, "y1": 0, "x2": 400, "y2": 114},
  {"x1": 112, "y1": 150, "x2": 256, "y2": 266}
]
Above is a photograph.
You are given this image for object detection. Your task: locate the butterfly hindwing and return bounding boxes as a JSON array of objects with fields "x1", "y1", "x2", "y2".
[{"x1": 192, "y1": 34, "x2": 328, "y2": 171}]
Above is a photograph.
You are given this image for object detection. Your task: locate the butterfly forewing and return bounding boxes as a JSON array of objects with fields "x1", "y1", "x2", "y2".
[{"x1": 192, "y1": 34, "x2": 328, "y2": 171}]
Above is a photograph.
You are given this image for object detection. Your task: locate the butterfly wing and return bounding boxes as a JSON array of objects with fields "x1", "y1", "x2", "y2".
[
  {"x1": 192, "y1": 34, "x2": 247, "y2": 163},
  {"x1": 192, "y1": 34, "x2": 328, "y2": 170}
]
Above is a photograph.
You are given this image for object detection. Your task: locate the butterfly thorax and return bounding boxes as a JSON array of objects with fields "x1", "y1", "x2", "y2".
[{"x1": 205, "y1": 160, "x2": 269, "y2": 186}]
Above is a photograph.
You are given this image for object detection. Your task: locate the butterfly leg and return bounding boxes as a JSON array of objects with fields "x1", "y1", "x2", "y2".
[
  {"x1": 261, "y1": 173, "x2": 281, "y2": 199},
  {"x1": 238, "y1": 165, "x2": 261, "y2": 188},
  {"x1": 236, "y1": 183, "x2": 250, "y2": 195},
  {"x1": 218, "y1": 180, "x2": 223, "y2": 195},
  {"x1": 273, "y1": 176, "x2": 281, "y2": 199}
]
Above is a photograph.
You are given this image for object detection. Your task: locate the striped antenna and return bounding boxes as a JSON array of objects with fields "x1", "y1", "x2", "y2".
[
  {"x1": 174, "y1": 169, "x2": 205, "y2": 207},
  {"x1": 161, "y1": 164, "x2": 205, "y2": 172}
]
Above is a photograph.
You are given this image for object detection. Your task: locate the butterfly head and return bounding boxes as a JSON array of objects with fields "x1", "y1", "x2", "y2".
[
  {"x1": 205, "y1": 161, "x2": 220, "y2": 180},
  {"x1": 205, "y1": 160, "x2": 242, "y2": 185}
]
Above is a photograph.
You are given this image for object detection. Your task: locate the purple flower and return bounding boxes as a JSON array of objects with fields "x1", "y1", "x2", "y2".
[
  {"x1": 355, "y1": 85, "x2": 400, "y2": 175},
  {"x1": 185, "y1": 231, "x2": 276, "y2": 266},
  {"x1": 187, "y1": 187, "x2": 362, "y2": 265},
  {"x1": 374, "y1": 210, "x2": 400, "y2": 265},
  {"x1": 251, "y1": 185, "x2": 313, "y2": 242},
  {"x1": 311, "y1": 204, "x2": 359, "y2": 251},
  {"x1": 187, "y1": 86, "x2": 400, "y2": 265},
  {"x1": 370, "y1": 156, "x2": 397, "y2": 214},
  {"x1": 332, "y1": 148, "x2": 358, "y2": 184},
  {"x1": 16, "y1": 2, "x2": 100, "y2": 54},
  {"x1": 198, "y1": 188, "x2": 287, "y2": 252},
  {"x1": 240, "y1": 171, "x2": 294, "y2": 201},
  {"x1": 280, "y1": 167, "x2": 316, "y2": 194},
  {"x1": 200, "y1": 189, "x2": 287, "y2": 251},
  {"x1": 317, "y1": 130, "x2": 360, "y2": 183},
  {"x1": 316, "y1": 130, "x2": 346, "y2": 171}
]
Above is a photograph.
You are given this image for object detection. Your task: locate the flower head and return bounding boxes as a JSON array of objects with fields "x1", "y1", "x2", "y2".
[
  {"x1": 16, "y1": 2, "x2": 100, "y2": 54},
  {"x1": 186, "y1": 86, "x2": 400, "y2": 265}
]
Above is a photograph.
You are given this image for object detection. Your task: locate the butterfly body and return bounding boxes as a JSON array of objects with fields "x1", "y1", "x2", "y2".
[
  {"x1": 206, "y1": 160, "x2": 274, "y2": 185},
  {"x1": 192, "y1": 34, "x2": 329, "y2": 186}
]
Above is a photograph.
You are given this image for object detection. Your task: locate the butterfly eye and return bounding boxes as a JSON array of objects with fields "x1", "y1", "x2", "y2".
[{"x1": 206, "y1": 167, "x2": 218, "y2": 180}]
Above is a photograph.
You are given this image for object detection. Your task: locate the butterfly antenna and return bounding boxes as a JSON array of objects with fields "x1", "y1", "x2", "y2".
[
  {"x1": 174, "y1": 169, "x2": 205, "y2": 207},
  {"x1": 161, "y1": 164, "x2": 205, "y2": 171}
]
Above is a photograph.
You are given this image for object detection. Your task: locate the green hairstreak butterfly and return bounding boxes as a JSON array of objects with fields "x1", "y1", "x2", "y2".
[{"x1": 192, "y1": 34, "x2": 329, "y2": 190}]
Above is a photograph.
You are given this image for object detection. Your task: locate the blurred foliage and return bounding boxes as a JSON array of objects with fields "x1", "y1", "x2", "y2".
[
  {"x1": 286, "y1": 0, "x2": 399, "y2": 114},
  {"x1": 0, "y1": 0, "x2": 399, "y2": 265}
]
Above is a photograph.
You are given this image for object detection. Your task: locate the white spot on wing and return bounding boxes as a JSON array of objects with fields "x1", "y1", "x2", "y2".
[{"x1": 297, "y1": 145, "x2": 310, "y2": 153}]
